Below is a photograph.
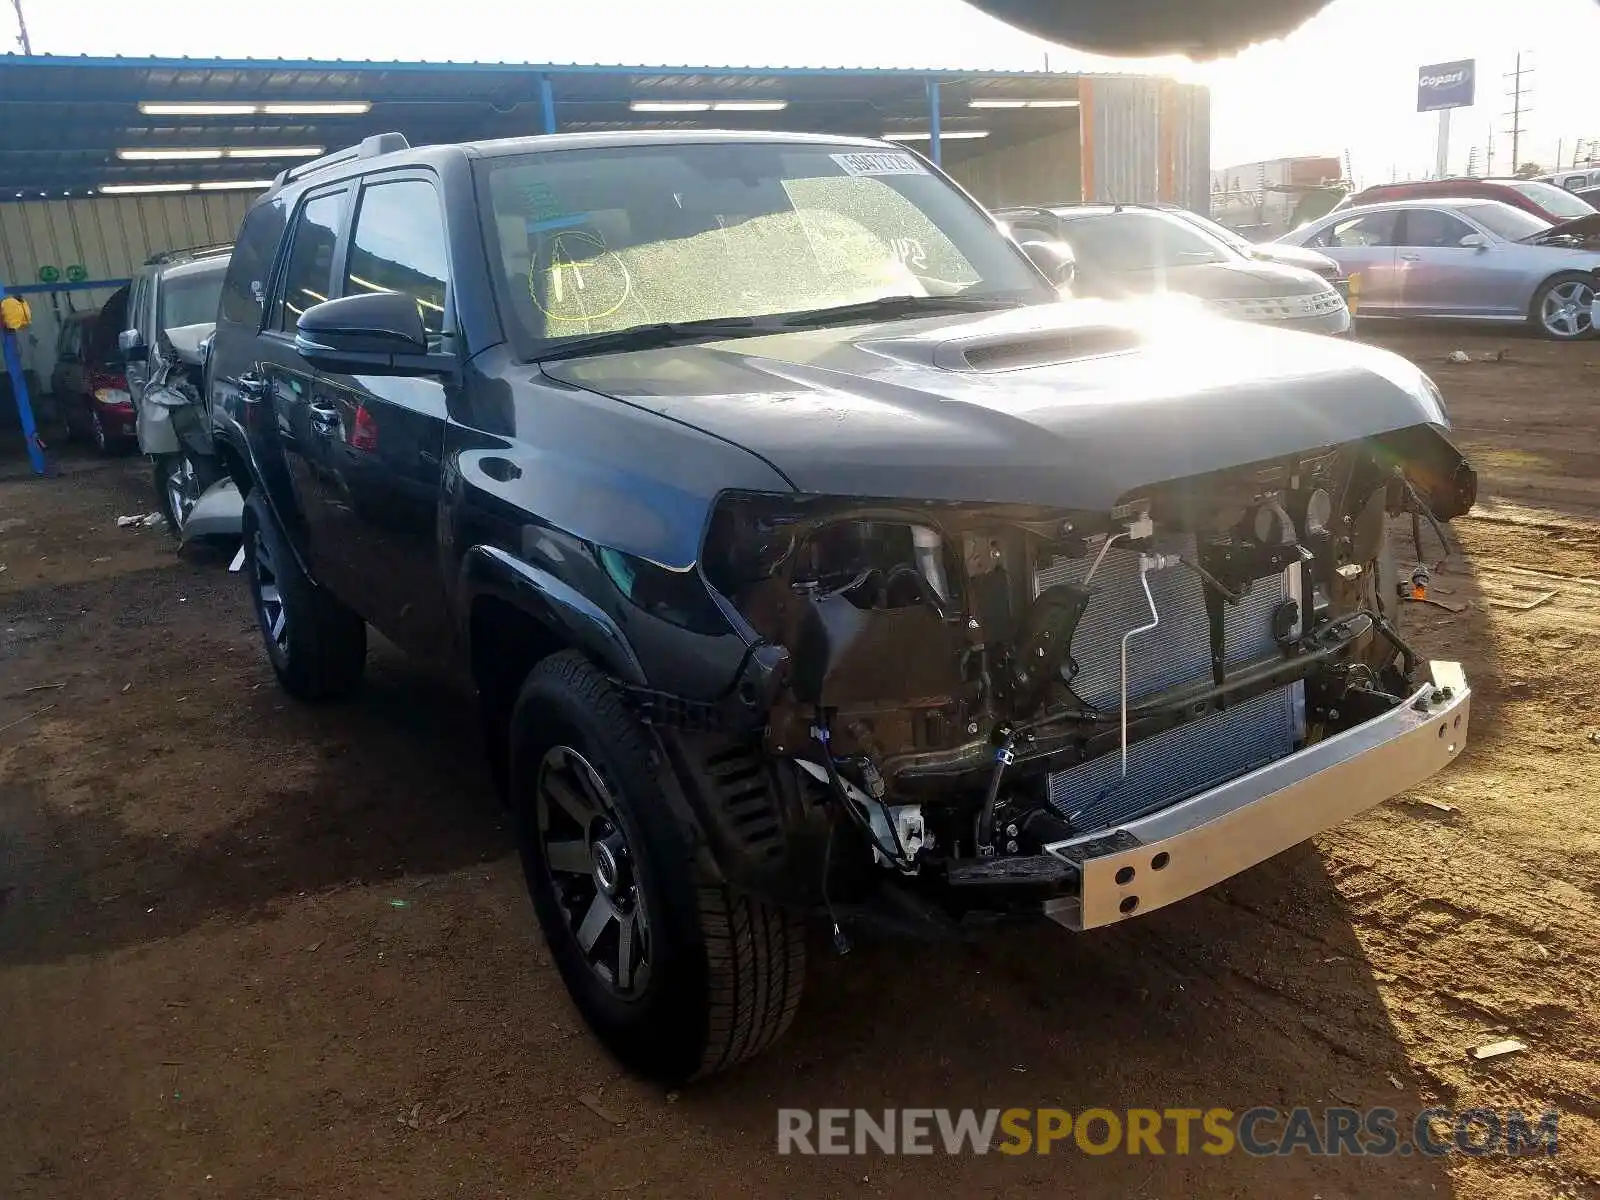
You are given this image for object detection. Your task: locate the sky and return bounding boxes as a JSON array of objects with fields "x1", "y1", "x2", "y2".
[{"x1": 6, "y1": 0, "x2": 1600, "y2": 185}]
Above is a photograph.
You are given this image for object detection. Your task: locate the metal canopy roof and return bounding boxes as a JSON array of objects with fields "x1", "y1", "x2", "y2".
[{"x1": 0, "y1": 54, "x2": 1084, "y2": 194}]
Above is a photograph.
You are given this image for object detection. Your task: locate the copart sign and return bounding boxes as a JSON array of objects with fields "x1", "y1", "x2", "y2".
[{"x1": 1417, "y1": 60, "x2": 1476, "y2": 112}]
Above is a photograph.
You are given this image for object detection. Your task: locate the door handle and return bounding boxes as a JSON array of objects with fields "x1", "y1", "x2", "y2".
[
  {"x1": 307, "y1": 401, "x2": 341, "y2": 437},
  {"x1": 238, "y1": 371, "x2": 272, "y2": 401},
  {"x1": 1399, "y1": 253, "x2": 1421, "y2": 261}
]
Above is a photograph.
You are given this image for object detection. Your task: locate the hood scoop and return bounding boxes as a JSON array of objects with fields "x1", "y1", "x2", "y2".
[{"x1": 936, "y1": 325, "x2": 1144, "y2": 373}]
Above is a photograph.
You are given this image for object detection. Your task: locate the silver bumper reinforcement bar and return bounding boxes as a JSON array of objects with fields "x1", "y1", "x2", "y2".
[{"x1": 1042, "y1": 661, "x2": 1470, "y2": 932}]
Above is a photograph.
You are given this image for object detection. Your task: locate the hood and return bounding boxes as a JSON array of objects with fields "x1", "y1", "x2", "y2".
[
  {"x1": 543, "y1": 299, "x2": 1448, "y2": 513},
  {"x1": 1520, "y1": 211, "x2": 1600, "y2": 243},
  {"x1": 1088, "y1": 259, "x2": 1331, "y2": 300},
  {"x1": 163, "y1": 321, "x2": 215, "y2": 365},
  {"x1": 1250, "y1": 242, "x2": 1341, "y2": 277}
]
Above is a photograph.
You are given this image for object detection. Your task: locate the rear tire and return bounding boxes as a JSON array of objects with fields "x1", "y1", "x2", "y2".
[
  {"x1": 153, "y1": 450, "x2": 221, "y2": 541},
  {"x1": 242, "y1": 491, "x2": 366, "y2": 701},
  {"x1": 509, "y1": 650, "x2": 805, "y2": 1083},
  {"x1": 1529, "y1": 272, "x2": 1596, "y2": 340}
]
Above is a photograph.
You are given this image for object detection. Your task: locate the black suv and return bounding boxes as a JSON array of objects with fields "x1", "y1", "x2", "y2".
[{"x1": 211, "y1": 130, "x2": 1476, "y2": 1084}]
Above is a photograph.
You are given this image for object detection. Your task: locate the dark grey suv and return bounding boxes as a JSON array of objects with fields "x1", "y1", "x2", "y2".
[{"x1": 209, "y1": 129, "x2": 1474, "y2": 1083}]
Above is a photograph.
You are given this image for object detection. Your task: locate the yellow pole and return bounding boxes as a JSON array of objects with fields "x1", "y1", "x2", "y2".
[{"x1": 1346, "y1": 272, "x2": 1361, "y2": 316}]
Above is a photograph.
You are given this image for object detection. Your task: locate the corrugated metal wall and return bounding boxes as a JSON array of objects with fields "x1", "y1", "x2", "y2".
[
  {"x1": 943, "y1": 118, "x2": 1082, "y2": 209},
  {"x1": 1079, "y1": 76, "x2": 1210, "y2": 213},
  {"x1": 1, "y1": 192, "x2": 253, "y2": 379}
]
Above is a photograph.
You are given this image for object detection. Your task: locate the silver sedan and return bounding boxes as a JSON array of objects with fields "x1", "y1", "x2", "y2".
[{"x1": 1276, "y1": 197, "x2": 1600, "y2": 339}]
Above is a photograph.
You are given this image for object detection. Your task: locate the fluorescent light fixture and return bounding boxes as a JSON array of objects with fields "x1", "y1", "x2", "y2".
[
  {"x1": 223, "y1": 146, "x2": 324, "y2": 158},
  {"x1": 629, "y1": 100, "x2": 712, "y2": 112},
  {"x1": 260, "y1": 101, "x2": 372, "y2": 115},
  {"x1": 138, "y1": 102, "x2": 258, "y2": 116},
  {"x1": 968, "y1": 98, "x2": 1080, "y2": 109},
  {"x1": 99, "y1": 182, "x2": 196, "y2": 194},
  {"x1": 629, "y1": 99, "x2": 787, "y2": 113},
  {"x1": 117, "y1": 148, "x2": 223, "y2": 161},
  {"x1": 882, "y1": 130, "x2": 990, "y2": 141},
  {"x1": 138, "y1": 100, "x2": 371, "y2": 116},
  {"x1": 197, "y1": 180, "x2": 274, "y2": 191},
  {"x1": 118, "y1": 146, "x2": 323, "y2": 161}
]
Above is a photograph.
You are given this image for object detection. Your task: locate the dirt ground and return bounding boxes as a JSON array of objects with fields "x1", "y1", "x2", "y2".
[{"x1": 2, "y1": 326, "x2": 1598, "y2": 1200}]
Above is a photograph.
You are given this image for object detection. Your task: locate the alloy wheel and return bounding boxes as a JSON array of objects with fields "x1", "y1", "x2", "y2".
[
  {"x1": 252, "y1": 528, "x2": 289, "y2": 655},
  {"x1": 1541, "y1": 280, "x2": 1595, "y2": 338},
  {"x1": 167, "y1": 456, "x2": 200, "y2": 530},
  {"x1": 535, "y1": 744, "x2": 651, "y2": 998}
]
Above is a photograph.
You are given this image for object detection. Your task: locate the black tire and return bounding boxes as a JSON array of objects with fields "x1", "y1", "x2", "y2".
[
  {"x1": 1528, "y1": 272, "x2": 1597, "y2": 341},
  {"x1": 241, "y1": 491, "x2": 366, "y2": 701},
  {"x1": 509, "y1": 650, "x2": 805, "y2": 1083},
  {"x1": 153, "y1": 450, "x2": 222, "y2": 541}
]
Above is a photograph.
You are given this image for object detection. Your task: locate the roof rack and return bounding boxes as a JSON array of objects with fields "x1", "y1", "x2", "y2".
[
  {"x1": 142, "y1": 242, "x2": 233, "y2": 266},
  {"x1": 272, "y1": 132, "x2": 410, "y2": 190}
]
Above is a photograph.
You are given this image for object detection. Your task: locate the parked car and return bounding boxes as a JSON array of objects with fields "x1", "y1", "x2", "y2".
[
  {"x1": 213, "y1": 130, "x2": 1474, "y2": 1083},
  {"x1": 1541, "y1": 168, "x2": 1600, "y2": 193},
  {"x1": 49, "y1": 297, "x2": 135, "y2": 451},
  {"x1": 1149, "y1": 202, "x2": 1347, "y2": 288},
  {"x1": 1277, "y1": 197, "x2": 1600, "y2": 339},
  {"x1": 1330, "y1": 177, "x2": 1596, "y2": 226},
  {"x1": 994, "y1": 202, "x2": 1351, "y2": 334},
  {"x1": 115, "y1": 246, "x2": 237, "y2": 538}
]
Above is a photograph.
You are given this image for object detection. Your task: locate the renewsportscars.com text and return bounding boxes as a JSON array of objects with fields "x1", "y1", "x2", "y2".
[{"x1": 777, "y1": 1107, "x2": 1559, "y2": 1158}]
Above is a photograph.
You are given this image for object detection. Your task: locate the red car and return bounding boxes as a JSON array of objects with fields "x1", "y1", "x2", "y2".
[
  {"x1": 1332, "y1": 177, "x2": 1597, "y2": 225},
  {"x1": 48, "y1": 290, "x2": 136, "y2": 452}
]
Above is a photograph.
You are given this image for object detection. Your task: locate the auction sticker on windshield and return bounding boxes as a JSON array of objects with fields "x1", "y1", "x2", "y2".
[{"x1": 831, "y1": 151, "x2": 926, "y2": 177}]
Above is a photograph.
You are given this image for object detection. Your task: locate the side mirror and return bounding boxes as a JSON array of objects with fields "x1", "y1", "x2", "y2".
[
  {"x1": 1459, "y1": 233, "x2": 1489, "y2": 251},
  {"x1": 117, "y1": 328, "x2": 146, "y2": 361},
  {"x1": 1019, "y1": 238, "x2": 1076, "y2": 289},
  {"x1": 294, "y1": 291, "x2": 432, "y2": 375}
]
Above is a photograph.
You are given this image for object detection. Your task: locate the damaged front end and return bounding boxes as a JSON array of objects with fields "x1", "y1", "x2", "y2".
[{"x1": 663, "y1": 425, "x2": 1476, "y2": 934}]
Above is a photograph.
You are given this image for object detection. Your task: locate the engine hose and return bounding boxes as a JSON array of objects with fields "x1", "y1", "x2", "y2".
[{"x1": 974, "y1": 733, "x2": 1018, "y2": 855}]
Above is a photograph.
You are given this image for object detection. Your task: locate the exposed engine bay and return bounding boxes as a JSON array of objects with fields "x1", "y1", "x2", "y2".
[{"x1": 698, "y1": 427, "x2": 1476, "y2": 920}]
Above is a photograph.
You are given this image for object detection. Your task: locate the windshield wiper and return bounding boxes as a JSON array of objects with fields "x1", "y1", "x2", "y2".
[
  {"x1": 535, "y1": 316, "x2": 777, "y2": 362},
  {"x1": 769, "y1": 292, "x2": 1029, "y2": 329}
]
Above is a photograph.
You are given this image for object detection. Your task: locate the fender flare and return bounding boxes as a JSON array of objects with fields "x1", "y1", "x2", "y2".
[{"x1": 457, "y1": 544, "x2": 647, "y2": 687}]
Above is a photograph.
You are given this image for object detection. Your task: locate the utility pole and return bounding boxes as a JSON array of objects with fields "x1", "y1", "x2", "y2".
[
  {"x1": 1504, "y1": 51, "x2": 1532, "y2": 172},
  {"x1": 1486, "y1": 124, "x2": 1496, "y2": 176},
  {"x1": 1466, "y1": 146, "x2": 1479, "y2": 177},
  {"x1": 10, "y1": 0, "x2": 31, "y2": 54}
]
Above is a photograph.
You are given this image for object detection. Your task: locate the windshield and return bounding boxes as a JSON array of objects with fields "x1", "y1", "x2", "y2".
[
  {"x1": 1462, "y1": 203, "x2": 1553, "y2": 241},
  {"x1": 160, "y1": 267, "x2": 226, "y2": 330},
  {"x1": 1507, "y1": 180, "x2": 1596, "y2": 220},
  {"x1": 478, "y1": 141, "x2": 1049, "y2": 351},
  {"x1": 1050, "y1": 210, "x2": 1236, "y2": 272}
]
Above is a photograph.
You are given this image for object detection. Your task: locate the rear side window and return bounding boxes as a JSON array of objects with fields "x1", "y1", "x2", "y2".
[
  {"x1": 344, "y1": 178, "x2": 451, "y2": 348},
  {"x1": 1313, "y1": 212, "x2": 1398, "y2": 248},
  {"x1": 220, "y1": 196, "x2": 287, "y2": 327},
  {"x1": 271, "y1": 191, "x2": 347, "y2": 332}
]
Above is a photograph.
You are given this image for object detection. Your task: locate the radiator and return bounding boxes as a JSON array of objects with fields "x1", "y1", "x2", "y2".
[{"x1": 1034, "y1": 533, "x2": 1303, "y2": 833}]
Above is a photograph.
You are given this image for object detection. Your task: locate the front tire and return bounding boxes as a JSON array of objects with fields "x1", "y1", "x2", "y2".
[
  {"x1": 509, "y1": 651, "x2": 805, "y2": 1083},
  {"x1": 1530, "y1": 272, "x2": 1596, "y2": 340},
  {"x1": 242, "y1": 492, "x2": 366, "y2": 701}
]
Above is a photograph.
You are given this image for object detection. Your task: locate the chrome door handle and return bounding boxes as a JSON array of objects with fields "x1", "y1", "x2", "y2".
[
  {"x1": 308, "y1": 401, "x2": 341, "y2": 436},
  {"x1": 238, "y1": 371, "x2": 272, "y2": 401},
  {"x1": 1399, "y1": 253, "x2": 1421, "y2": 261}
]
